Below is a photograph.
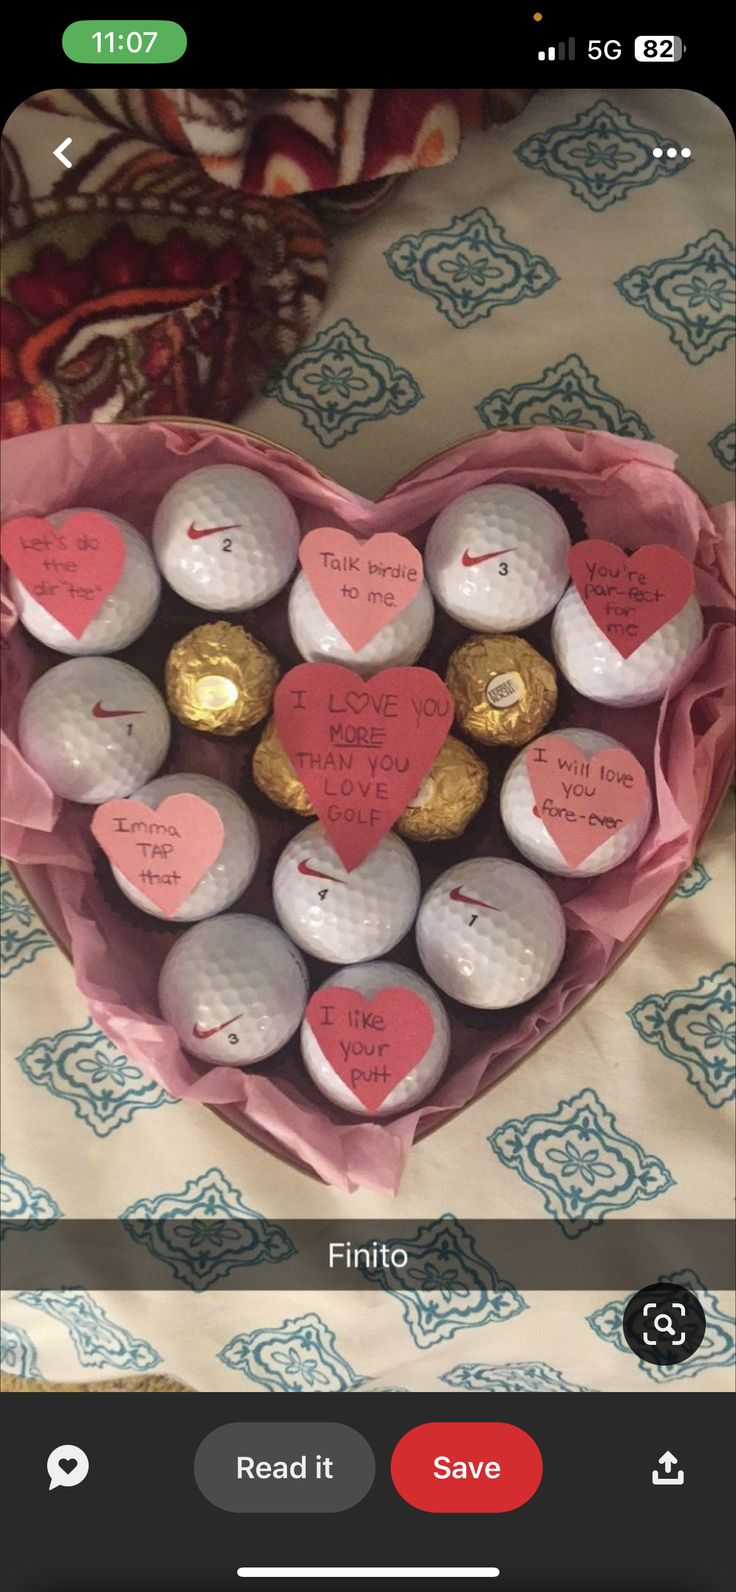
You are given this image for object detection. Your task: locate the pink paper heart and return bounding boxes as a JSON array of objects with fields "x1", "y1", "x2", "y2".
[
  {"x1": 568, "y1": 539, "x2": 695, "y2": 659},
  {"x1": 299, "y1": 527, "x2": 425, "y2": 650},
  {"x1": 92, "y1": 794, "x2": 225, "y2": 917},
  {"x1": 306, "y1": 986, "x2": 435, "y2": 1111},
  {"x1": 2, "y1": 512, "x2": 127, "y2": 640},
  {"x1": 526, "y1": 735, "x2": 649, "y2": 867},
  {"x1": 274, "y1": 662, "x2": 454, "y2": 870}
]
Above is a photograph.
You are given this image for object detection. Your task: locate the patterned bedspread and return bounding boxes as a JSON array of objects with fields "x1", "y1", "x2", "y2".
[{"x1": 2, "y1": 87, "x2": 734, "y2": 1392}]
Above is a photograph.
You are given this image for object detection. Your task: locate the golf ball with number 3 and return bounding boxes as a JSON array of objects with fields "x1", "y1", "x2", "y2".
[
  {"x1": 158, "y1": 913, "x2": 309, "y2": 1065},
  {"x1": 8, "y1": 509, "x2": 161, "y2": 654},
  {"x1": 501, "y1": 728, "x2": 653, "y2": 876},
  {"x1": 416, "y1": 857, "x2": 566, "y2": 1008},
  {"x1": 152, "y1": 464, "x2": 300, "y2": 610},
  {"x1": 551, "y1": 585, "x2": 703, "y2": 707},
  {"x1": 301, "y1": 960, "x2": 451, "y2": 1116},
  {"x1": 273, "y1": 822, "x2": 421, "y2": 962},
  {"x1": 18, "y1": 657, "x2": 170, "y2": 803},
  {"x1": 110, "y1": 772, "x2": 260, "y2": 920},
  {"x1": 424, "y1": 484, "x2": 571, "y2": 631},
  {"x1": 288, "y1": 569, "x2": 435, "y2": 674}
]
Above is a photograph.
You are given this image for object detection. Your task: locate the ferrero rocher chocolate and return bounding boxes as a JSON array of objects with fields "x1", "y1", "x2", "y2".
[
  {"x1": 397, "y1": 735, "x2": 488, "y2": 842},
  {"x1": 446, "y1": 633, "x2": 557, "y2": 747},
  {"x1": 252, "y1": 717, "x2": 315, "y2": 815},
  {"x1": 165, "y1": 621, "x2": 278, "y2": 736}
]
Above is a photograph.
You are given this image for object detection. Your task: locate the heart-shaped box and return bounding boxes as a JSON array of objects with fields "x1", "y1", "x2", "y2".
[{"x1": 2, "y1": 421, "x2": 734, "y2": 1192}]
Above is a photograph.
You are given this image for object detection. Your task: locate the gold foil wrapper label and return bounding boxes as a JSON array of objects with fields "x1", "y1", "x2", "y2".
[
  {"x1": 253, "y1": 717, "x2": 315, "y2": 816},
  {"x1": 446, "y1": 634, "x2": 557, "y2": 748},
  {"x1": 397, "y1": 734, "x2": 488, "y2": 841},
  {"x1": 165, "y1": 622, "x2": 278, "y2": 737}
]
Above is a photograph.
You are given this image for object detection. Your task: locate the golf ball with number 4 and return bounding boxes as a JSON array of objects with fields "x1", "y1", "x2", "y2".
[
  {"x1": 552, "y1": 585, "x2": 703, "y2": 707},
  {"x1": 110, "y1": 773, "x2": 260, "y2": 920},
  {"x1": 273, "y1": 822, "x2": 420, "y2": 962},
  {"x1": 8, "y1": 509, "x2": 160, "y2": 654},
  {"x1": 158, "y1": 913, "x2": 309, "y2": 1065},
  {"x1": 18, "y1": 657, "x2": 170, "y2": 803},
  {"x1": 288, "y1": 569, "x2": 434, "y2": 674},
  {"x1": 424, "y1": 484, "x2": 571, "y2": 631},
  {"x1": 152, "y1": 464, "x2": 300, "y2": 610},
  {"x1": 416, "y1": 857, "x2": 566, "y2": 1008},
  {"x1": 501, "y1": 728, "x2": 653, "y2": 877},
  {"x1": 301, "y1": 960, "x2": 451, "y2": 1115}
]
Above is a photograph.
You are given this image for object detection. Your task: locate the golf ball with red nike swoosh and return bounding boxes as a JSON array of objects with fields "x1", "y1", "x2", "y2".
[
  {"x1": 301, "y1": 960, "x2": 451, "y2": 1115},
  {"x1": 416, "y1": 857, "x2": 566, "y2": 1008},
  {"x1": 18, "y1": 657, "x2": 170, "y2": 802},
  {"x1": 272, "y1": 821, "x2": 421, "y2": 962},
  {"x1": 501, "y1": 727, "x2": 653, "y2": 876},
  {"x1": 158, "y1": 913, "x2": 309, "y2": 1064},
  {"x1": 8, "y1": 509, "x2": 160, "y2": 654},
  {"x1": 288, "y1": 569, "x2": 435, "y2": 675},
  {"x1": 152, "y1": 465, "x2": 300, "y2": 610},
  {"x1": 110, "y1": 772, "x2": 260, "y2": 920},
  {"x1": 424, "y1": 484, "x2": 571, "y2": 630}
]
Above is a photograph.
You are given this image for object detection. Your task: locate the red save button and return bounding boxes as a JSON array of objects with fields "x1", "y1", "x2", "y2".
[{"x1": 391, "y1": 1422, "x2": 543, "y2": 1513}]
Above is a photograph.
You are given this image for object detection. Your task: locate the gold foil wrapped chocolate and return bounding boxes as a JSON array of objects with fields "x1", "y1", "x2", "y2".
[
  {"x1": 446, "y1": 633, "x2": 557, "y2": 747},
  {"x1": 397, "y1": 735, "x2": 488, "y2": 842},
  {"x1": 165, "y1": 622, "x2": 278, "y2": 736},
  {"x1": 252, "y1": 717, "x2": 315, "y2": 815}
]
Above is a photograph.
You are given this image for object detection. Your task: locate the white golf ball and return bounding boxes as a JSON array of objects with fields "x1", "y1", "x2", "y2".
[
  {"x1": 301, "y1": 960, "x2": 451, "y2": 1116},
  {"x1": 8, "y1": 509, "x2": 161, "y2": 654},
  {"x1": 501, "y1": 728, "x2": 653, "y2": 877},
  {"x1": 416, "y1": 857, "x2": 566, "y2": 1009},
  {"x1": 273, "y1": 822, "x2": 420, "y2": 963},
  {"x1": 288, "y1": 569, "x2": 434, "y2": 675},
  {"x1": 551, "y1": 585, "x2": 704, "y2": 708},
  {"x1": 18, "y1": 657, "x2": 170, "y2": 803},
  {"x1": 159, "y1": 912, "x2": 309, "y2": 1065},
  {"x1": 152, "y1": 464, "x2": 300, "y2": 610},
  {"x1": 110, "y1": 773, "x2": 260, "y2": 920},
  {"x1": 424, "y1": 484, "x2": 571, "y2": 631}
]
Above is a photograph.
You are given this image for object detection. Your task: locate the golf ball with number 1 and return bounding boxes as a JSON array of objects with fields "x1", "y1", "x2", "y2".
[
  {"x1": 8, "y1": 509, "x2": 160, "y2": 655},
  {"x1": 273, "y1": 822, "x2": 420, "y2": 962},
  {"x1": 416, "y1": 857, "x2": 566, "y2": 1008},
  {"x1": 18, "y1": 657, "x2": 170, "y2": 803},
  {"x1": 158, "y1": 913, "x2": 309, "y2": 1065},
  {"x1": 424, "y1": 484, "x2": 571, "y2": 631},
  {"x1": 110, "y1": 772, "x2": 260, "y2": 920},
  {"x1": 152, "y1": 464, "x2": 300, "y2": 610}
]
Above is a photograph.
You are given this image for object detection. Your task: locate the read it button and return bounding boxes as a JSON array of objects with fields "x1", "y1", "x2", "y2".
[{"x1": 391, "y1": 1422, "x2": 543, "y2": 1513}]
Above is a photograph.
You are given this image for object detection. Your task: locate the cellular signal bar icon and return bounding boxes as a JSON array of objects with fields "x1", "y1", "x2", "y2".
[{"x1": 538, "y1": 37, "x2": 576, "y2": 60}]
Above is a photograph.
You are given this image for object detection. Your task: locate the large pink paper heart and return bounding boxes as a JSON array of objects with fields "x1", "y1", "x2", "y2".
[
  {"x1": 526, "y1": 735, "x2": 649, "y2": 867},
  {"x1": 91, "y1": 795, "x2": 225, "y2": 916},
  {"x1": 568, "y1": 539, "x2": 694, "y2": 659},
  {"x1": 274, "y1": 662, "x2": 454, "y2": 870},
  {"x1": 306, "y1": 986, "x2": 435, "y2": 1111},
  {"x1": 299, "y1": 526, "x2": 425, "y2": 650},
  {"x1": 2, "y1": 512, "x2": 127, "y2": 639}
]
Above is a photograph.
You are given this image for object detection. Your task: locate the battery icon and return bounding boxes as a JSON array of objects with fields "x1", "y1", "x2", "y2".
[{"x1": 635, "y1": 35, "x2": 684, "y2": 61}]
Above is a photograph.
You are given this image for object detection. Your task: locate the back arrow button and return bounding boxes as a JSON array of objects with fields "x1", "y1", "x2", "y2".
[{"x1": 53, "y1": 138, "x2": 73, "y2": 169}]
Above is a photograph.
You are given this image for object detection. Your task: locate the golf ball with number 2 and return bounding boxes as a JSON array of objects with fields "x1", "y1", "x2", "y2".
[
  {"x1": 552, "y1": 585, "x2": 703, "y2": 708},
  {"x1": 158, "y1": 914, "x2": 309, "y2": 1065},
  {"x1": 8, "y1": 509, "x2": 160, "y2": 655},
  {"x1": 416, "y1": 857, "x2": 566, "y2": 1009},
  {"x1": 18, "y1": 657, "x2": 170, "y2": 803},
  {"x1": 110, "y1": 773, "x2": 260, "y2": 920},
  {"x1": 424, "y1": 484, "x2": 571, "y2": 631},
  {"x1": 152, "y1": 464, "x2": 300, "y2": 610},
  {"x1": 301, "y1": 960, "x2": 451, "y2": 1116},
  {"x1": 501, "y1": 728, "x2": 653, "y2": 877},
  {"x1": 273, "y1": 822, "x2": 420, "y2": 962}
]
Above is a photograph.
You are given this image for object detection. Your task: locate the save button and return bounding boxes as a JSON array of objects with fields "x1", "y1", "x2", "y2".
[{"x1": 391, "y1": 1422, "x2": 543, "y2": 1513}]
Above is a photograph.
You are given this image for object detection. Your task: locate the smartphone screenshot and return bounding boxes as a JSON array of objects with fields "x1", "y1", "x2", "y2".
[{"x1": 1, "y1": 12, "x2": 734, "y2": 1590}]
